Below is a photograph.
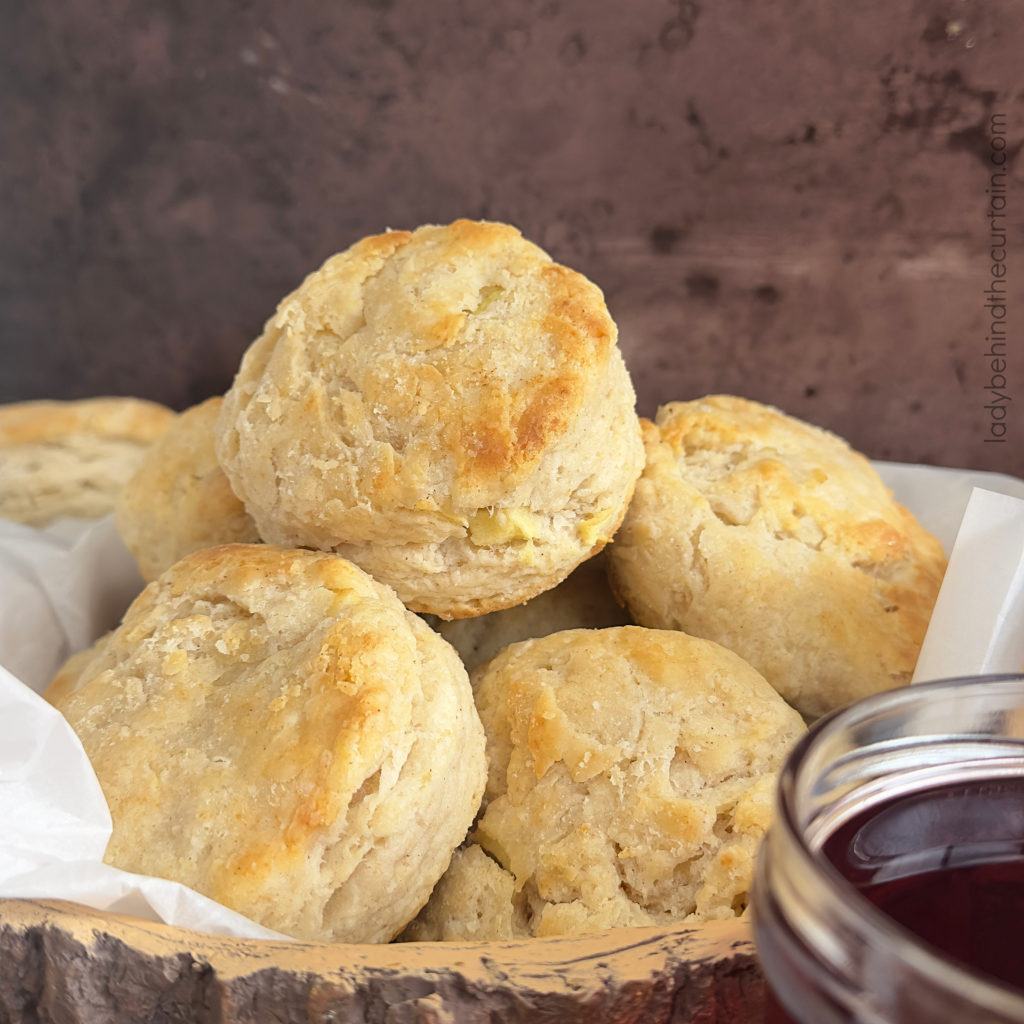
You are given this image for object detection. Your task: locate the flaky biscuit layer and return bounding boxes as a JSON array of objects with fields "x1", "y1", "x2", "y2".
[
  {"x1": 426, "y1": 551, "x2": 631, "y2": 675},
  {"x1": 405, "y1": 626, "x2": 804, "y2": 941},
  {"x1": 116, "y1": 397, "x2": 260, "y2": 581},
  {"x1": 608, "y1": 395, "x2": 947, "y2": 718},
  {"x1": 215, "y1": 220, "x2": 643, "y2": 618},
  {"x1": 50, "y1": 543, "x2": 486, "y2": 943}
]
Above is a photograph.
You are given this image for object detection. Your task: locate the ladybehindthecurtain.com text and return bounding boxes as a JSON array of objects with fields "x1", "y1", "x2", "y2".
[{"x1": 983, "y1": 113, "x2": 1010, "y2": 444}]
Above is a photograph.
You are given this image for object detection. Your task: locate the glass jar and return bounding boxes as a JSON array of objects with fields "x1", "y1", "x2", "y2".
[{"x1": 752, "y1": 674, "x2": 1024, "y2": 1024}]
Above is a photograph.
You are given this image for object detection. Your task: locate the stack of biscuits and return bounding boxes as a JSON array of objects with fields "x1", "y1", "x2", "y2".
[{"x1": 7, "y1": 219, "x2": 946, "y2": 944}]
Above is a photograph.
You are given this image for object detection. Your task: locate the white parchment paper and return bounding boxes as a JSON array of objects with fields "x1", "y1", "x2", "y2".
[
  {"x1": 0, "y1": 517, "x2": 288, "y2": 939},
  {"x1": 870, "y1": 463, "x2": 1024, "y2": 683},
  {"x1": 911, "y1": 487, "x2": 1024, "y2": 682},
  {"x1": 0, "y1": 461, "x2": 1022, "y2": 938}
]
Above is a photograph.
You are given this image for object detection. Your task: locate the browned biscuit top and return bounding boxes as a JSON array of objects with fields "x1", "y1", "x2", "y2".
[
  {"x1": 215, "y1": 219, "x2": 642, "y2": 618},
  {"x1": 0, "y1": 397, "x2": 175, "y2": 446},
  {"x1": 49, "y1": 543, "x2": 487, "y2": 943}
]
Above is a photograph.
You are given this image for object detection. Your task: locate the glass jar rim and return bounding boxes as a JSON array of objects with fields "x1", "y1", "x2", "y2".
[{"x1": 775, "y1": 672, "x2": 1024, "y2": 1013}]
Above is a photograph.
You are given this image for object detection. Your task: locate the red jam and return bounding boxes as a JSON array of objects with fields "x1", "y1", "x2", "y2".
[{"x1": 764, "y1": 775, "x2": 1024, "y2": 1022}]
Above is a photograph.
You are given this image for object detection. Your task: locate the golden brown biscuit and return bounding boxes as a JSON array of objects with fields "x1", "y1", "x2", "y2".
[
  {"x1": 0, "y1": 397, "x2": 175, "y2": 526},
  {"x1": 48, "y1": 544, "x2": 486, "y2": 943},
  {"x1": 45, "y1": 633, "x2": 113, "y2": 708},
  {"x1": 425, "y1": 551, "x2": 632, "y2": 674},
  {"x1": 115, "y1": 397, "x2": 260, "y2": 581},
  {"x1": 406, "y1": 627, "x2": 805, "y2": 941},
  {"x1": 607, "y1": 396, "x2": 947, "y2": 718},
  {"x1": 215, "y1": 220, "x2": 644, "y2": 619}
]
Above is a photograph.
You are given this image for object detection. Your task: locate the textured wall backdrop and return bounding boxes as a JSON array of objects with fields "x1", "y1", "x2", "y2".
[{"x1": 2, "y1": 0, "x2": 1022, "y2": 473}]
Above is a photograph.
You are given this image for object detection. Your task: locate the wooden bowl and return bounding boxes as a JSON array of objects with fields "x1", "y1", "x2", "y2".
[{"x1": 0, "y1": 899, "x2": 765, "y2": 1022}]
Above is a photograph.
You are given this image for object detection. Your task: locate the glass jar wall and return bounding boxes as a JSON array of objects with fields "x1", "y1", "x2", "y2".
[{"x1": 752, "y1": 674, "x2": 1024, "y2": 1024}]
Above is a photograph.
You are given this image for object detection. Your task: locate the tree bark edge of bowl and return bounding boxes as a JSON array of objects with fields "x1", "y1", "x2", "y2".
[{"x1": 0, "y1": 898, "x2": 766, "y2": 1023}]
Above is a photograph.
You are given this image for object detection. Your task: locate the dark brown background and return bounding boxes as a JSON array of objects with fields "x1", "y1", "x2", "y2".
[{"x1": 2, "y1": 0, "x2": 1022, "y2": 473}]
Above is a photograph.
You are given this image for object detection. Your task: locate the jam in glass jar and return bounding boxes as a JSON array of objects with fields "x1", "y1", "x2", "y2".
[{"x1": 752, "y1": 674, "x2": 1024, "y2": 1023}]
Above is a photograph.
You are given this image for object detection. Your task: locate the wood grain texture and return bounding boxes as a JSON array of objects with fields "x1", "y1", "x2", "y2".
[{"x1": 0, "y1": 899, "x2": 765, "y2": 1023}]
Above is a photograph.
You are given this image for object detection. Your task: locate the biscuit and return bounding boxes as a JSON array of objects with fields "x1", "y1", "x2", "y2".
[
  {"x1": 425, "y1": 551, "x2": 632, "y2": 674},
  {"x1": 406, "y1": 627, "x2": 805, "y2": 940},
  {"x1": 115, "y1": 397, "x2": 260, "y2": 581},
  {"x1": 215, "y1": 219, "x2": 644, "y2": 619},
  {"x1": 45, "y1": 632, "x2": 113, "y2": 708},
  {"x1": 0, "y1": 397, "x2": 175, "y2": 526},
  {"x1": 48, "y1": 544, "x2": 487, "y2": 943},
  {"x1": 607, "y1": 396, "x2": 947, "y2": 718},
  {"x1": 401, "y1": 844, "x2": 523, "y2": 942}
]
